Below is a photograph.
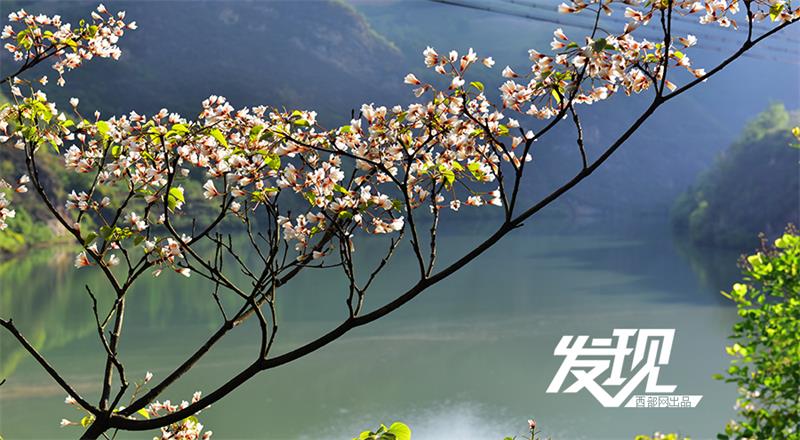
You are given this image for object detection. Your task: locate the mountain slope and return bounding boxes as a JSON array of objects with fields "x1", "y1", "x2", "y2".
[{"x1": 672, "y1": 103, "x2": 800, "y2": 247}]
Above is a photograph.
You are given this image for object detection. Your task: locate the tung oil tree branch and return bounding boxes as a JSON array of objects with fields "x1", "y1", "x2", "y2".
[
  {"x1": 104, "y1": 14, "x2": 798, "y2": 430},
  {"x1": 0, "y1": 318, "x2": 100, "y2": 415}
]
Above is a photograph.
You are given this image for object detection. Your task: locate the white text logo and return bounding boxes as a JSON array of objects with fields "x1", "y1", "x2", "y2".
[{"x1": 546, "y1": 329, "x2": 702, "y2": 408}]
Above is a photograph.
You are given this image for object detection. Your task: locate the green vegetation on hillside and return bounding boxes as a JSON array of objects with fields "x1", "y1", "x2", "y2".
[
  {"x1": 0, "y1": 0, "x2": 406, "y2": 255},
  {"x1": 0, "y1": 87, "x2": 85, "y2": 253},
  {"x1": 1, "y1": 0, "x2": 405, "y2": 123},
  {"x1": 718, "y1": 226, "x2": 800, "y2": 439},
  {"x1": 672, "y1": 103, "x2": 799, "y2": 248}
]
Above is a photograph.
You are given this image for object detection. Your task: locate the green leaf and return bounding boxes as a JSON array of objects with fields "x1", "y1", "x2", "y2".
[
  {"x1": 469, "y1": 81, "x2": 484, "y2": 92},
  {"x1": 467, "y1": 161, "x2": 484, "y2": 180},
  {"x1": 167, "y1": 124, "x2": 189, "y2": 139},
  {"x1": 80, "y1": 415, "x2": 94, "y2": 428},
  {"x1": 17, "y1": 34, "x2": 32, "y2": 50},
  {"x1": 209, "y1": 128, "x2": 228, "y2": 147},
  {"x1": 592, "y1": 38, "x2": 607, "y2": 52},
  {"x1": 21, "y1": 126, "x2": 37, "y2": 142},
  {"x1": 64, "y1": 38, "x2": 78, "y2": 51},
  {"x1": 136, "y1": 408, "x2": 150, "y2": 419},
  {"x1": 84, "y1": 232, "x2": 98, "y2": 245},
  {"x1": 249, "y1": 125, "x2": 264, "y2": 142},
  {"x1": 438, "y1": 164, "x2": 455, "y2": 187},
  {"x1": 418, "y1": 161, "x2": 432, "y2": 175},
  {"x1": 266, "y1": 154, "x2": 281, "y2": 171},
  {"x1": 769, "y1": 3, "x2": 784, "y2": 21},
  {"x1": 33, "y1": 101, "x2": 53, "y2": 123},
  {"x1": 391, "y1": 199, "x2": 403, "y2": 211},
  {"x1": 15, "y1": 29, "x2": 29, "y2": 44},
  {"x1": 96, "y1": 120, "x2": 110, "y2": 138},
  {"x1": 386, "y1": 422, "x2": 411, "y2": 440},
  {"x1": 167, "y1": 187, "x2": 185, "y2": 212}
]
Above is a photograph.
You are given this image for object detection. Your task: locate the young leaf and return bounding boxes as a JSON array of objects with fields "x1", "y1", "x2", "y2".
[
  {"x1": 167, "y1": 187, "x2": 185, "y2": 212},
  {"x1": 386, "y1": 422, "x2": 411, "y2": 440},
  {"x1": 80, "y1": 415, "x2": 94, "y2": 428},
  {"x1": 209, "y1": 128, "x2": 228, "y2": 147},
  {"x1": 96, "y1": 120, "x2": 110, "y2": 138}
]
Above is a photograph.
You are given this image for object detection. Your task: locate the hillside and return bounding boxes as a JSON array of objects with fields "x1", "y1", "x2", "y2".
[
  {"x1": 0, "y1": 1, "x2": 405, "y2": 122},
  {"x1": 671, "y1": 103, "x2": 800, "y2": 248},
  {"x1": 352, "y1": 0, "x2": 800, "y2": 216},
  {"x1": 1, "y1": 0, "x2": 799, "y2": 254},
  {"x1": 0, "y1": 0, "x2": 406, "y2": 253}
]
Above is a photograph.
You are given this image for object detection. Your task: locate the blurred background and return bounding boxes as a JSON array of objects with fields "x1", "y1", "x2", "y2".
[{"x1": 0, "y1": 1, "x2": 798, "y2": 438}]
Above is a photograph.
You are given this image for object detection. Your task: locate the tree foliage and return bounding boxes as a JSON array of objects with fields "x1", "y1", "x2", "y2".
[
  {"x1": 718, "y1": 226, "x2": 800, "y2": 439},
  {"x1": 353, "y1": 422, "x2": 412, "y2": 440},
  {"x1": 672, "y1": 103, "x2": 799, "y2": 248},
  {"x1": 635, "y1": 434, "x2": 691, "y2": 440}
]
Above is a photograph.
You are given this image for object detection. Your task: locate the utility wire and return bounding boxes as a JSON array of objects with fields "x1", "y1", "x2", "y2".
[
  {"x1": 428, "y1": 0, "x2": 799, "y2": 64},
  {"x1": 501, "y1": 0, "x2": 800, "y2": 44},
  {"x1": 445, "y1": 0, "x2": 797, "y2": 53}
]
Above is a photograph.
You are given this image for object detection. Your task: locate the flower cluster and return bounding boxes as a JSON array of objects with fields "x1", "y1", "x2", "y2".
[
  {"x1": 2, "y1": 63, "x2": 530, "y2": 271},
  {"x1": 3, "y1": 4, "x2": 136, "y2": 87},
  {"x1": 60, "y1": 372, "x2": 211, "y2": 440},
  {"x1": 494, "y1": 0, "x2": 800, "y2": 118},
  {"x1": 1, "y1": 0, "x2": 797, "y2": 277},
  {"x1": 145, "y1": 392, "x2": 212, "y2": 440},
  {"x1": 493, "y1": 21, "x2": 696, "y2": 116},
  {"x1": 0, "y1": 187, "x2": 15, "y2": 230}
]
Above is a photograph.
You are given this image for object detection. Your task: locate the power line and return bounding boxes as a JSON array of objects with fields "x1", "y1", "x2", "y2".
[
  {"x1": 446, "y1": 0, "x2": 798, "y2": 55},
  {"x1": 428, "y1": 0, "x2": 798, "y2": 64},
  {"x1": 501, "y1": 0, "x2": 800, "y2": 44}
]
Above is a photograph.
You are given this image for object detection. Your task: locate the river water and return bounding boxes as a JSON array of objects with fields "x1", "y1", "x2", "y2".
[{"x1": 0, "y1": 217, "x2": 746, "y2": 439}]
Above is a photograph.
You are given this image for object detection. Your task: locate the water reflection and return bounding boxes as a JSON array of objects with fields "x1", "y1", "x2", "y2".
[
  {"x1": 0, "y1": 245, "x2": 225, "y2": 378},
  {"x1": 0, "y1": 219, "x2": 742, "y2": 439},
  {"x1": 0, "y1": 248, "x2": 96, "y2": 378}
]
